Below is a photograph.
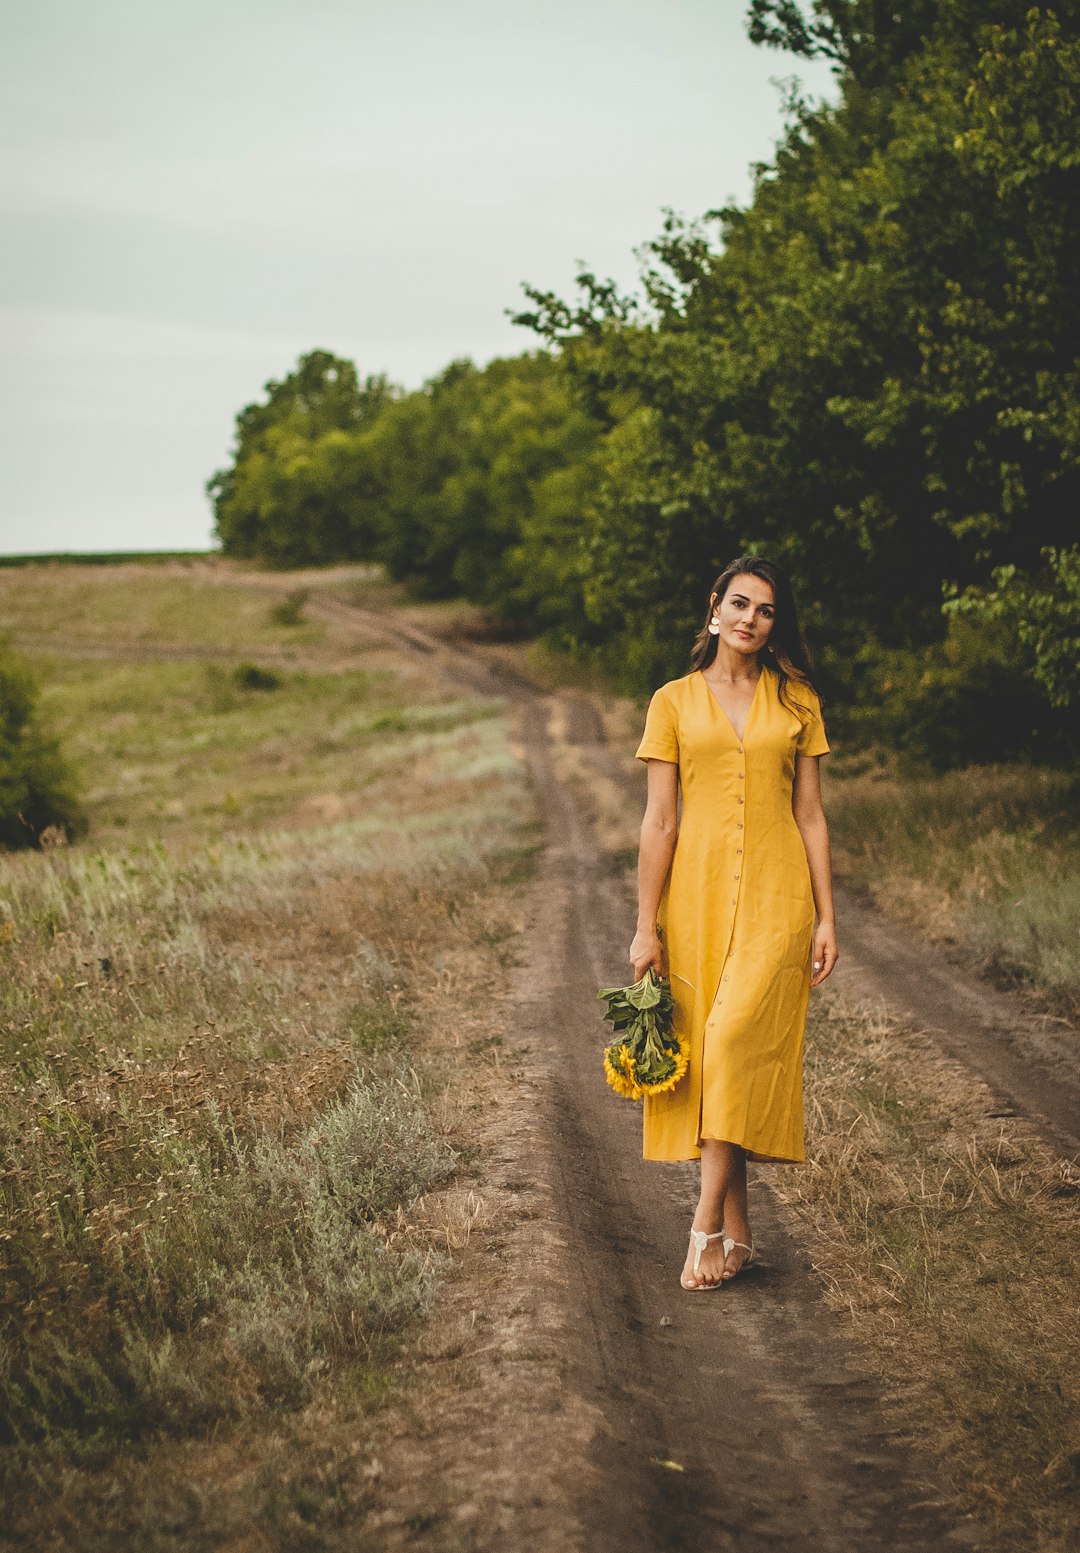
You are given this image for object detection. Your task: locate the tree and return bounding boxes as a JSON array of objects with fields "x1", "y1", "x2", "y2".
[
  {"x1": 209, "y1": 351, "x2": 398, "y2": 565},
  {"x1": 949, "y1": 546, "x2": 1080, "y2": 710},
  {"x1": 515, "y1": 2, "x2": 1080, "y2": 716}
]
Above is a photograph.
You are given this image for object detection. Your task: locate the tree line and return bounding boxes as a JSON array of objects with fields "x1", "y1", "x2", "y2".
[{"x1": 209, "y1": 1, "x2": 1080, "y2": 768}]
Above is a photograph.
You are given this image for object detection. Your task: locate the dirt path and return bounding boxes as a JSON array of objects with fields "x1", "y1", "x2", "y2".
[
  {"x1": 311, "y1": 589, "x2": 1000, "y2": 1551},
  {"x1": 505, "y1": 695, "x2": 982, "y2": 1551}
]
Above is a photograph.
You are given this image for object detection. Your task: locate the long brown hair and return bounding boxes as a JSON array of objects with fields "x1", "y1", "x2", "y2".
[{"x1": 688, "y1": 556, "x2": 822, "y2": 709}]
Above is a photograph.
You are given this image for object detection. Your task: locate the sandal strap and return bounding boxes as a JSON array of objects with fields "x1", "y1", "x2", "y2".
[{"x1": 689, "y1": 1227, "x2": 725, "y2": 1273}]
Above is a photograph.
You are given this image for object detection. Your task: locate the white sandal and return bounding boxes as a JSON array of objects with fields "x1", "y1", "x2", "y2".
[
  {"x1": 681, "y1": 1228, "x2": 726, "y2": 1291},
  {"x1": 721, "y1": 1236, "x2": 755, "y2": 1281}
]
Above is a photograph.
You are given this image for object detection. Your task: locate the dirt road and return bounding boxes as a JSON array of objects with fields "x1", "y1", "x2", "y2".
[
  {"x1": 311, "y1": 589, "x2": 1029, "y2": 1551},
  {"x1": 507, "y1": 693, "x2": 986, "y2": 1551}
]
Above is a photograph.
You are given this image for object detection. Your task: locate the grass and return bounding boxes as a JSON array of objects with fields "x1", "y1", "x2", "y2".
[
  {"x1": 0, "y1": 552, "x2": 212, "y2": 569},
  {"x1": 30, "y1": 653, "x2": 508, "y2": 846},
  {"x1": 0, "y1": 565, "x2": 535, "y2": 1543},
  {"x1": 825, "y1": 760, "x2": 1080, "y2": 1013},
  {"x1": 0, "y1": 561, "x2": 327, "y2": 654},
  {"x1": 775, "y1": 991, "x2": 1080, "y2": 1550}
]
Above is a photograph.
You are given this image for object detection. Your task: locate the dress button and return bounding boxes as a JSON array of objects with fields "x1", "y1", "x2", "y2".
[
  {"x1": 731, "y1": 897, "x2": 736, "y2": 904},
  {"x1": 734, "y1": 873, "x2": 740, "y2": 880},
  {"x1": 724, "y1": 975, "x2": 729, "y2": 982},
  {"x1": 737, "y1": 797, "x2": 744, "y2": 804},
  {"x1": 736, "y1": 822, "x2": 743, "y2": 829},
  {"x1": 738, "y1": 772, "x2": 744, "y2": 779},
  {"x1": 736, "y1": 847, "x2": 742, "y2": 854}
]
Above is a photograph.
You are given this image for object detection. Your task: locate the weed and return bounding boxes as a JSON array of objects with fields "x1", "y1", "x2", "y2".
[
  {"x1": 232, "y1": 662, "x2": 282, "y2": 692},
  {"x1": 268, "y1": 589, "x2": 310, "y2": 628}
]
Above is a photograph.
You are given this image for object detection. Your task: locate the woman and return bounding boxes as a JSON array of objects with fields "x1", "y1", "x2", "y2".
[{"x1": 630, "y1": 556, "x2": 838, "y2": 1292}]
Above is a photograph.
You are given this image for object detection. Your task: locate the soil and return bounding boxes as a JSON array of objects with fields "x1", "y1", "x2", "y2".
[{"x1": 313, "y1": 590, "x2": 1050, "y2": 1552}]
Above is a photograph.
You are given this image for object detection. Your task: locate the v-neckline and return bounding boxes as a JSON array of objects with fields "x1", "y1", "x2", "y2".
[{"x1": 697, "y1": 666, "x2": 764, "y2": 745}]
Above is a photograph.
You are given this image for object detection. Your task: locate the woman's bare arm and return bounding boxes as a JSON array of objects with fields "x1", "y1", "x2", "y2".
[
  {"x1": 792, "y1": 753, "x2": 839, "y2": 987},
  {"x1": 629, "y1": 758, "x2": 679, "y2": 978}
]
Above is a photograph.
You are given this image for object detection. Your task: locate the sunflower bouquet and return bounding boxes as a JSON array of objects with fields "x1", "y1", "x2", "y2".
[{"x1": 597, "y1": 968, "x2": 689, "y2": 1101}]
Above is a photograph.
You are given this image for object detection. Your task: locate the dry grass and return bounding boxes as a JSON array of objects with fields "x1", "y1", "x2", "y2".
[
  {"x1": 775, "y1": 991, "x2": 1080, "y2": 1550},
  {"x1": 825, "y1": 762, "x2": 1080, "y2": 1014},
  {"x1": 0, "y1": 566, "x2": 536, "y2": 1544},
  {"x1": 0, "y1": 560, "x2": 331, "y2": 654}
]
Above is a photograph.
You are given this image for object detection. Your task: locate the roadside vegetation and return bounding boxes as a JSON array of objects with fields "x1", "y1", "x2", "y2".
[
  {"x1": 826, "y1": 761, "x2": 1080, "y2": 1015},
  {"x1": 0, "y1": 565, "x2": 532, "y2": 1545},
  {"x1": 778, "y1": 990, "x2": 1080, "y2": 1550},
  {"x1": 0, "y1": 642, "x2": 84, "y2": 849}
]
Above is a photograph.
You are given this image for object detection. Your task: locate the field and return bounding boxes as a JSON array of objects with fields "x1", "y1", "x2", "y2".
[
  {"x1": 824, "y1": 760, "x2": 1080, "y2": 1016},
  {"x1": 2, "y1": 560, "x2": 1078, "y2": 1550},
  {"x1": 0, "y1": 562, "x2": 535, "y2": 1544}
]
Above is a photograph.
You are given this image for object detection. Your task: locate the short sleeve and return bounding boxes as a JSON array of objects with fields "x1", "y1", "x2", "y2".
[
  {"x1": 635, "y1": 686, "x2": 679, "y2": 763},
  {"x1": 794, "y1": 686, "x2": 830, "y2": 757}
]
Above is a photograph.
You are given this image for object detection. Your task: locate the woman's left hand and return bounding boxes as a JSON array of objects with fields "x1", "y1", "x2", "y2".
[{"x1": 810, "y1": 921, "x2": 839, "y2": 987}]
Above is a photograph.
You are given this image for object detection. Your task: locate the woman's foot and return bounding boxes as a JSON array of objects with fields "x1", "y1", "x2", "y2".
[
  {"x1": 721, "y1": 1219, "x2": 755, "y2": 1281},
  {"x1": 680, "y1": 1226, "x2": 727, "y2": 1290}
]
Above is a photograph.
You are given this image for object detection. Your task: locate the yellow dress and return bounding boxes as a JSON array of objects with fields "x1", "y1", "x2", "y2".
[{"x1": 634, "y1": 667, "x2": 829, "y2": 1163}]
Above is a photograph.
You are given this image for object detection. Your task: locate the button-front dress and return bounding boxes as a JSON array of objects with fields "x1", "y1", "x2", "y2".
[{"x1": 634, "y1": 667, "x2": 829, "y2": 1163}]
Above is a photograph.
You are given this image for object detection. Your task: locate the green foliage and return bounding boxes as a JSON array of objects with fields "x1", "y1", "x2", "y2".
[
  {"x1": 210, "y1": 349, "x2": 601, "y2": 641},
  {"x1": 368, "y1": 353, "x2": 601, "y2": 630},
  {"x1": 835, "y1": 616, "x2": 1068, "y2": 770},
  {"x1": 232, "y1": 662, "x2": 283, "y2": 693},
  {"x1": 0, "y1": 644, "x2": 84, "y2": 849},
  {"x1": 208, "y1": 350, "x2": 399, "y2": 566},
  {"x1": 515, "y1": 0, "x2": 1080, "y2": 723},
  {"x1": 948, "y1": 546, "x2": 1080, "y2": 711}
]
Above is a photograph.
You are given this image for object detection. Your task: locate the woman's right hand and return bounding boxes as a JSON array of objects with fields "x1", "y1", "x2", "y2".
[{"x1": 629, "y1": 927, "x2": 664, "y2": 982}]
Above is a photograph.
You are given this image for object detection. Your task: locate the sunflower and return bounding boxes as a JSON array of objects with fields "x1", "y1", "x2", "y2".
[{"x1": 598, "y1": 970, "x2": 687, "y2": 1104}]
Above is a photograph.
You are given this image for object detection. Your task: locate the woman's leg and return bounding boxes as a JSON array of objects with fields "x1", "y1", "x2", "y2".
[
  {"x1": 681, "y1": 1139, "x2": 749, "y2": 1288},
  {"x1": 719, "y1": 1150, "x2": 752, "y2": 1279}
]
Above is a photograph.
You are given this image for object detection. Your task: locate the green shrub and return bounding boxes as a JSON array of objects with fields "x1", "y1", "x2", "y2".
[
  {"x1": 0, "y1": 645, "x2": 84, "y2": 849},
  {"x1": 832, "y1": 619, "x2": 1075, "y2": 771},
  {"x1": 268, "y1": 588, "x2": 309, "y2": 628},
  {"x1": 233, "y1": 662, "x2": 283, "y2": 692}
]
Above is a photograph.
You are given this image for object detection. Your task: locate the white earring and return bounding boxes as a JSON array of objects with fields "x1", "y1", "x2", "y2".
[{"x1": 707, "y1": 615, "x2": 721, "y2": 636}]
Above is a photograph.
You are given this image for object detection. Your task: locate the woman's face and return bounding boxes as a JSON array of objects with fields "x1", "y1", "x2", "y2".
[{"x1": 712, "y1": 574, "x2": 776, "y2": 656}]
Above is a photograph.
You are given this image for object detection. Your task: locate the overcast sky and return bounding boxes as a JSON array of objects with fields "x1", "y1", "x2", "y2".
[{"x1": 0, "y1": 1, "x2": 834, "y2": 555}]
